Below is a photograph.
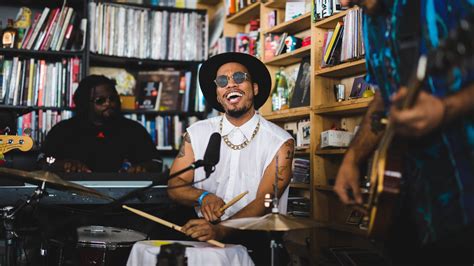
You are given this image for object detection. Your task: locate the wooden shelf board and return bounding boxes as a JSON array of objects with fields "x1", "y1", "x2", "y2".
[
  {"x1": 0, "y1": 48, "x2": 83, "y2": 58},
  {"x1": 314, "y1": 7, "x2": 357, "y2": 29},
  {"x1": 264, "y1": 13, "x2": 311, "y2": 35},
  {"x1": 290, "y1": 183, "x2": 310, "y2": 189},
  {"x1": 226, "y1": 1, "x2": 260, "y2": 25},
  {"x1": 314, "y1": 97, "x2": 373, "y2": 115},
  {"x1": 264, "y1": 45, "x2": 311, "y2": 66},
  {"x1": 262, "y1": 106, "x2": 311, "y2": 122},
  {"x1": 315, "y1": 59, "x2": 366, "y2": 78},
  {"x1": 263, "y1": 0, "x2": 286, "y2": 8},
  {"x1": 295, "y1": 147, "x2": 311, "y2": 155},
  {"x1": 315, "y1": 148, "x2": 347, "y2": 155},
  {"x1": 89, "y1": 53, "x2": 202, "y2": 68}
]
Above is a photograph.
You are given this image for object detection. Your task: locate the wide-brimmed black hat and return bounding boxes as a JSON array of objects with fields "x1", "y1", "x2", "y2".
[{"x1": 199, "y1": 52, "x2": 271, "y2": 113}]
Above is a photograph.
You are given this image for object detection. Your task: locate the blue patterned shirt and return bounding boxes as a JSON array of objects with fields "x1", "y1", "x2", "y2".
[{"x1": 363, "y1": 0, "x2": 474, "y2": 244}]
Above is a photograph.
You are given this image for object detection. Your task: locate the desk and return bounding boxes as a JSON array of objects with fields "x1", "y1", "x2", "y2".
[{"x1": 127, "y1": 240, "x2": 254, "y2": 266}]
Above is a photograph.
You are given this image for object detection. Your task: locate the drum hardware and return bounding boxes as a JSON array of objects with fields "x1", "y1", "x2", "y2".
[
  {"x1": 221, "y1": 156, "x2": 317, "y2": 266},
  {"x1": 0, "y1": 167, "x2": 113, "y2": 265},
  {"x1": 156, "y1": 243, "x2": 188, "y2": 266},
  {"x1": 2, "y1": 181, "x2": 47, "y2": 266}
]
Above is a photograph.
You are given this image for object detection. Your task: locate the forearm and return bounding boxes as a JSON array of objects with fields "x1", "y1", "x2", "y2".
[
  {"x1": 345, "y1": 91, "x2": 385, "y2": 165},
  {"x1": 167, "y1": 176, "x2": 205, "y2": 206},
  {"x1": 442, "y1": 83, "x2": 474, "y2": 124}
]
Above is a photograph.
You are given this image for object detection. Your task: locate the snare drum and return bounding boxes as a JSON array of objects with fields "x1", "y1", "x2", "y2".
[{"x1": 76, "y1": 225, "x2": 147, "y2": 266}]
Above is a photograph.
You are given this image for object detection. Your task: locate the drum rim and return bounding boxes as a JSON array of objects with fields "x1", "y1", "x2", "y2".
[{"x1": 77, "y1": 225, "x2": 148, "y2": 246}]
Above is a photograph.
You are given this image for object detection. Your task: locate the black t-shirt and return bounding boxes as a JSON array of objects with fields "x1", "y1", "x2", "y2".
[{"x1": 41, "y1": 116, "x2": 159, "y2": 172}]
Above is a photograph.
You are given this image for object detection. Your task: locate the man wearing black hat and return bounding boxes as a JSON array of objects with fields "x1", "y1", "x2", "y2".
[
  {"x1": 39, "y1": 75, "x2": 162, "y2": 173},
  {"x1": 168, "y1": 52, "x2": 294, "y2": 262}
]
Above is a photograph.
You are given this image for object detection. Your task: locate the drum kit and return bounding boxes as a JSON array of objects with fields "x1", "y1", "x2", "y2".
[{"x1": 0, "y1": 164, "x2": 317, "y2": 266}]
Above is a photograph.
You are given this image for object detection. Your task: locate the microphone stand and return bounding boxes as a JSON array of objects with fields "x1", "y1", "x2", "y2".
[
  {"x1": 109, "y1": 160, "x2": 208, "y2": 207},
  {"x1": 2, "y1": 181, "x2": 47, "y2": 266}
]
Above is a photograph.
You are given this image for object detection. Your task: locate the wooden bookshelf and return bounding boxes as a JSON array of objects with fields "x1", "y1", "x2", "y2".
[
  {"x1": 226, "y1": 1, "x2": 260, "y2": 25},
  {"x1": 264, "y1": 45, "x2": 311, "y2": 66},
  {"x1": 315, "y1": 59, "x2": 366, "y2": 78},
  {"x1": 264, "y1": 12, "x2": 311, "y2": 35},
  {"x1": 314, "y1": 97, "x2": 373, "y2": 116},
  {"x1": 262, "y1": 106, "x2": 311, "y2": 122}
]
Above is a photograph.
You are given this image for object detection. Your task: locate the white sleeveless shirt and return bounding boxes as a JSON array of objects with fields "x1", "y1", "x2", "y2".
[{"x1": 187, "y1": 113, "x2": 293, "y2": 220}]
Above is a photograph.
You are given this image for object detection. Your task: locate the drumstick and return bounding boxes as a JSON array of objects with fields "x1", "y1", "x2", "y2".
[
  {"x1": 218, "y1": 191, "x2": 249, "y2": 213},
  {"x1": 122, "y1": 205, "x2": 225, "y2": 248}
]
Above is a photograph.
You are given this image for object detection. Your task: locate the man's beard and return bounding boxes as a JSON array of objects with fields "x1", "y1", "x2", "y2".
[{"x1": 226, "y1": 103, "x2": 252, "y2": 118}]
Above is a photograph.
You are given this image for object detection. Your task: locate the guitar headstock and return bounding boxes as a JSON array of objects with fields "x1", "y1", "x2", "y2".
[{"x1": 0, "y1": 135, "x2": 34, "y2": 154}]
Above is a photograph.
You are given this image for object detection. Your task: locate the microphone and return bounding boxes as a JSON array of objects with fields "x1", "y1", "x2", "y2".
[{"x1": 203, "y1": 132, "x2": 221, "y2": 178}]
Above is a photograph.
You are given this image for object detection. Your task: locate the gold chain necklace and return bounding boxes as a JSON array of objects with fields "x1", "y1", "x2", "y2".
[{"x1": 219, "y1": 117, "x2": 260, "y2": 150}]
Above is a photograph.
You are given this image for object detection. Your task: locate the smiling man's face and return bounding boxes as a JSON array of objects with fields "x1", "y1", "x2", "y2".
[{"x1": 215, "y1": 62, "x2": 258, "y2": 118}]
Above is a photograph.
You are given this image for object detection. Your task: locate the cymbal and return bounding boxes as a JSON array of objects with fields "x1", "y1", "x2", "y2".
[
  {"x1": 220, "y1": 213, "x2": 317, "y2": 231},
  {"x1": 0, "y1": 167, "x2": 113, "y2": 200}
]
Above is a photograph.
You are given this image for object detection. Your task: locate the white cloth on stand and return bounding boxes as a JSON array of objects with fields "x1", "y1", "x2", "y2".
[{"x1": 127, "y1": 240, "x2": 254, "y2": 266}]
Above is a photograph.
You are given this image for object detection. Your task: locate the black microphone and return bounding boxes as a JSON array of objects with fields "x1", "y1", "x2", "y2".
[{"x1": 203, "y1": 132, "x2": 221, "y2": 178}]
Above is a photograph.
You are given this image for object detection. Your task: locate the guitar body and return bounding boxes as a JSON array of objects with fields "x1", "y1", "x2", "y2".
[{"x1": 367, "y1": 139, "x2": 404, "y2": 239}]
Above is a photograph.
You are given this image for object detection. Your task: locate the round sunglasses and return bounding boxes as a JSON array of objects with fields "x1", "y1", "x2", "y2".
[
  {"x1": 214, "y1": 71, "x2": 249, "y2": 88},
  {"x1": 91, "y1": 95, "x2": 120, "y2": 105}
]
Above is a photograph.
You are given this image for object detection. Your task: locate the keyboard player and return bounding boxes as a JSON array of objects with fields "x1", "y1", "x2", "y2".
[{"x1": 38, "y1": 75, "x2": 162, "y2": 173}]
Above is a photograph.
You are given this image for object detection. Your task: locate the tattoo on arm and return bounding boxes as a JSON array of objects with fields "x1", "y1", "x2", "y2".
[
  {"x1": 277, "y1": 165, "x2": 289, "y2": 181},
  {"x1": 177, "y1": 132, "x2": 191, "y2": 158},
  {"x1": 284, "y1": 139, "x2": 294, "y2": 159}
]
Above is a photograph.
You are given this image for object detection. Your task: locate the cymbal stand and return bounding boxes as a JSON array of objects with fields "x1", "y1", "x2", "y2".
[
  {"x1": 266, "y1": 156, "x2": 284, "y2": 266},
  {"x1": 2, "y1": 181, "x2": 47, "y2": 266}
]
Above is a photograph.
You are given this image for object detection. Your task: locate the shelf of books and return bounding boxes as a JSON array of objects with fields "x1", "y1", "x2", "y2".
[
  {"x1": 0, "y1": 0, "x2": 209, "y2": 151},
  {"x1": 311, "y1": 2, "x2": 372, "y2": 244}
]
